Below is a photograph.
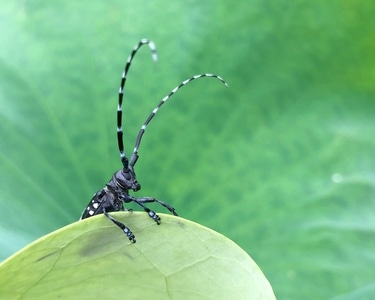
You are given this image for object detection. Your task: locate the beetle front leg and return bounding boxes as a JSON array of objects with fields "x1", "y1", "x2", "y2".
[{"x1": 134, "y1": 196, "x2": 178, "y2": 216}]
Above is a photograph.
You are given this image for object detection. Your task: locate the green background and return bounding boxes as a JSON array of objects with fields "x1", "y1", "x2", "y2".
[{"x1": 1, "y1": 1, "x2": 374, "y2": 299}]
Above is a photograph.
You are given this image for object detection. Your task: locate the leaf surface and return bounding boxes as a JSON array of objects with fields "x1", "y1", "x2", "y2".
[{"x1": 0, "y1": 213, "x2": 275, "y2": 299}]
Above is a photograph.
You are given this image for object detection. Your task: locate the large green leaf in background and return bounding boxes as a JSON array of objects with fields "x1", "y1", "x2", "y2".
[{"x1": 0, "y1": 1, "x2": 374, "y2": 299}]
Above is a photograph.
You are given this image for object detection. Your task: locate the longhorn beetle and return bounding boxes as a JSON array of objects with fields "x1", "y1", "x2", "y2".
[{"x1": 80, "y1": 39, "x2": 227, "y2": 243}]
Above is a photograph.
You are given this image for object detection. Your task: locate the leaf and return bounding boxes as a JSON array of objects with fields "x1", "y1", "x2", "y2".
[{"x1": 0, "y1": 213, "x2": 275, "y2": 300}]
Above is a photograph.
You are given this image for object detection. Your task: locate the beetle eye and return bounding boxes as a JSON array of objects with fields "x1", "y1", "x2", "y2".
[{"x1": 123, "y1": 170, "x2": 131, "y2": 180}]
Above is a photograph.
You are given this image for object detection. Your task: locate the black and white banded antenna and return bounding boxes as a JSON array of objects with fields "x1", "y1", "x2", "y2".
[
  {"x1": 117, "y1": 39, "x2": 157, "y2": 169},
  {"x1": 128, "y1": 74, "x2": 228, "y2": 168}
]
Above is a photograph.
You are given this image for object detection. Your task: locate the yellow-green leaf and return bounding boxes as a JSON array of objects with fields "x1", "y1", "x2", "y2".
[{"x1": 0, "y1": 213, "x2": 275, "y2": 300}]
